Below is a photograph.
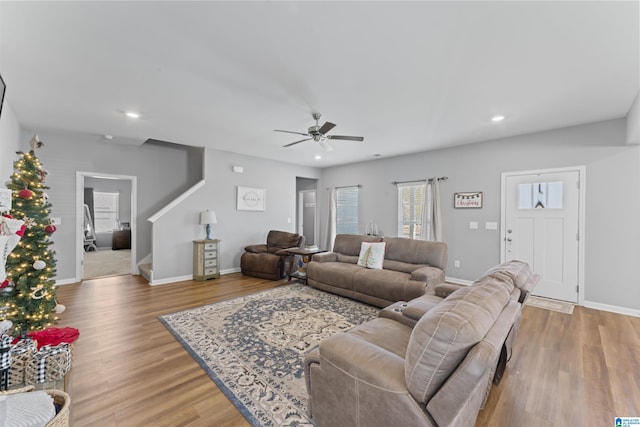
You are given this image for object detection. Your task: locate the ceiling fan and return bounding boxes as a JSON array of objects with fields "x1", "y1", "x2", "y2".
[{"x1": 275, "y1": 113, "x2": 364, "y2": 152}]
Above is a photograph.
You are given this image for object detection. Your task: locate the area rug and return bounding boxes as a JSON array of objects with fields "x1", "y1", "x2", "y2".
[
  {"x1": 525, "y1": 295, "x2": 575, "y2": 314},
  {"x1": 159, "y1": 284, "x2": 379, "y2": 426}
]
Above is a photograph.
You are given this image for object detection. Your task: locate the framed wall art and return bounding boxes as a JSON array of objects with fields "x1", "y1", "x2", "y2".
[
  {"x1": 454, "y1": 192, "x2": 482, "y2": 208},
  {"x1": 237, "y1": 186, "x2": 266, "y2": 211}
]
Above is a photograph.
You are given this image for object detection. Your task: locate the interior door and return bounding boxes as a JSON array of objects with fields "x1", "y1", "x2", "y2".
[
  {"x1": 503, "y1": 170, "x2": 581, "y2": 302},
  {"x1": 298, "y1": 190, "x2": 316, "y2": 246}
]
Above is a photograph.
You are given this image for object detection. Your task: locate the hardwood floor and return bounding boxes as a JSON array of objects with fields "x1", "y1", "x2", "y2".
[{"x1": 55, "y1": 274, "x2": 640, "y2": 426}]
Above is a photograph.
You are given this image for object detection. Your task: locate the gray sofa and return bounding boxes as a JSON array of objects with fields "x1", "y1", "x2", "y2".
[
  {"x1": 307, "y1": 234, "x2": 448, "y2": 308},
  {"x1": 304, "y1": 260, "x2": 539, "y2": 427}
]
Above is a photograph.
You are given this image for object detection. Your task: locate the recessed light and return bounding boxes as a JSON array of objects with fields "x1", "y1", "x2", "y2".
[
  {"x1": 314, "y1": 155, "x2": 322, "y2": 160},
  {"x1": 491, "y1": 115, "x2": 505, "y2": 122},
  {"x1": 125, "y1": 111, "x2": 140, "y2": 119}
]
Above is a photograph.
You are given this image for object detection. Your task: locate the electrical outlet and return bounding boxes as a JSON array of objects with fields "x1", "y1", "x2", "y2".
[{"x1": 454, "y1": 260, "x2": 460, "y2": 268}]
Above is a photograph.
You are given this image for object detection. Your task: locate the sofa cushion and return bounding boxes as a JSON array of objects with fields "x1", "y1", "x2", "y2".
[
  {"x1": 357, "y1": 242, "x2": 386, "y2": 269},
  {"x1": 384, "y1": 237, "x2": 448, "y2": 271},
  {"x1": 266, "y1": 230, "x2": 303, "y2": 253},
  {"x1": 306, "y1": 262, "x2": 362, "y2": 291},
  {"x1": 353, "y1": 269, "x2": 426, "y2": 303},
  {"x1": 404, "y1": 279, "x2": 512, "y2": 404},
  {"x1": 479, "y1": 260, "x2": 533, "y2": 289},
  {"x1": 333, "y1": 234, "x2": 383, "y2": 256}
]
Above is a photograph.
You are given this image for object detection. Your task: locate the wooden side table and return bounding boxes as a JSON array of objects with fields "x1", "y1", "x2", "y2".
[
  {"x1": 282, "y1": 248, "x2": 327, "y2": 283},
  {"x1": 193, "y1": 239, "x2": 220, "y2": 280}
]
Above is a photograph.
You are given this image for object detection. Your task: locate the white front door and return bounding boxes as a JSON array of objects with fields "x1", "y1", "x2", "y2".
[{"x1": 502, "y1": 168, "x2": 583, "y2": 302}]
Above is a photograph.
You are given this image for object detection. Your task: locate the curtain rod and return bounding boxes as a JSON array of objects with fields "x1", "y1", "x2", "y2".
[
  {"x1": 391, "y1": 176, "x2": 448, "y2": 185},
  {"x1": 327, "y1": 184, "x2": 362, "y2": 190}
]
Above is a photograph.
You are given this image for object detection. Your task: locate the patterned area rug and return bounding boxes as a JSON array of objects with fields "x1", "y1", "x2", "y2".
[
  {"x1": 525, "y1": 295, "x2": 575, "y2": 314},
  {"x1": 159, "y1": 284, "x2": 379, "y2": 426}
]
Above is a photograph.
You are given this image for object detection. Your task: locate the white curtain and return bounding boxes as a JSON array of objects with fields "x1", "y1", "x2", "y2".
[
  {"x1": 423, "y1": 178, "x2": 443, "y2": 241},
  {"x1": 325, "y1": 188, "x2": 337, "y2": 251}
]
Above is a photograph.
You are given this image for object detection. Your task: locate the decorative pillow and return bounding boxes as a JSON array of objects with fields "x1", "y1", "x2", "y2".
[{"x1": 357, "y1": 242, "x2": 386, "y2": 270}]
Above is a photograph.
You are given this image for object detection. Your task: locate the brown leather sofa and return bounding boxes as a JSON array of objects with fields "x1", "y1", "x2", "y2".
[
  {"x1": 240, "y1": 230, "x2": 305, "y2": 280},
  {"x1": 306, "y1": 234, "x2": 447, "y2": 307},
  {"x1": 304, "y1": 261, "x2": 537, "y2": 427}
]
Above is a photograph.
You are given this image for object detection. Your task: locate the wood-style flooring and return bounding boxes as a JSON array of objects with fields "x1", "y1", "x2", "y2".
[{"x1": 54, "y1": 273, "x2": 640, "y2": 426}]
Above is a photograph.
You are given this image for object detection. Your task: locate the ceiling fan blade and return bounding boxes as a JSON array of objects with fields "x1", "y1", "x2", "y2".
[
  {"x1": 274, "y1": 129, "x2": 310, "y2": 137},
  {"x1": 318, "y1": 122, "x2": 336, "y2": 135},
  {"x1": 318, "y1": 140, "x2": 334, "y2": 152},
  {"x1": 326, "y1": 135, "x2": 364, "y2": 142},
  {"x1": 283, "y1": 138, "x2": 312, "y2": 147}
]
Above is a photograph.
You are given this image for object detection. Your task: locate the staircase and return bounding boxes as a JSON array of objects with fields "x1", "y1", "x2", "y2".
[{"x1": 138, "y1": 263, "x2": 152, "y2": 283}]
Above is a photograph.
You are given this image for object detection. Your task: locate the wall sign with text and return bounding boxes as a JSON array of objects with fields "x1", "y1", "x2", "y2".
[{"x1": 454, "y1": 192, "x2": 483, "y2": 208}]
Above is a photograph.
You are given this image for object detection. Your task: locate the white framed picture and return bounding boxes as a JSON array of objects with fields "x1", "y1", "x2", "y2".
[{"x1": 237, "y1": 186, "x2": 266, "y2": 211}]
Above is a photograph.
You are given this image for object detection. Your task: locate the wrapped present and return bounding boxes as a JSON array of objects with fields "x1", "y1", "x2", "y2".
[
  {"x1": 1, "y1": 334, "x2": 11, "y2": 390},
  {"x1": 8, "y1": 338, "x2": 36, "y2": 386},
  {"x1": 27, "y1": 343, "x2": 72, "y2": 384}
]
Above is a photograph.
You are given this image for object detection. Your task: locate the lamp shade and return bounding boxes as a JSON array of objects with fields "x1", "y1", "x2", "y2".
[{"x1": 199, "y1": 210, "x2": 217, "y2": 225}]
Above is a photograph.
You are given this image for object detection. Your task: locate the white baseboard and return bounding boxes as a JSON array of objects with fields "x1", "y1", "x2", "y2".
[
  {"x1": 149, "y1": 268, "x2": 241, "y2": 286},
  {"x1": 150, "y1": 274, "x2": 194, "y2": 286},
  {"x1": 583, "y1": 300, "x2": 640, "y2": 318},
  {"x1": 55, "y1": 278, "x2": 79, "y2": 286},
  {"x1": 444, "y1": 276, "x2": 473, "y2": 286}
]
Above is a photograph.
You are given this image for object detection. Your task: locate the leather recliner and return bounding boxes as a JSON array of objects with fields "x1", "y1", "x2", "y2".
[{"x1": 240, "y1": 230, "x2": 305, "y2": 280}]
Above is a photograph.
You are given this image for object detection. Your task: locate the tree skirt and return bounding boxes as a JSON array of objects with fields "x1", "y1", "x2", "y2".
[{"x1": 159, "y1": 284, "x2": 379, "y2": 426}]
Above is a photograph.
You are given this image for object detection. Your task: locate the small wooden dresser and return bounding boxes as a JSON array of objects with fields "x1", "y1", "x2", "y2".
[{"x1": 193, "y1": 239, "x2": 220, "y2": 280}]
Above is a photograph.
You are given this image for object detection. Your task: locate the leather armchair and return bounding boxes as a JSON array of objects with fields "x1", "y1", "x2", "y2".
[{"x1": 240, "y1": 230, "x2": 305, "y2": 280}]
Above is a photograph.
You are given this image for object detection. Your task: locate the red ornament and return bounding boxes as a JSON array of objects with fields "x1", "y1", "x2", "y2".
[
  {"x1": 45, "y1": 224, "x2": 57, "y2": 234},
  {"x1": 18, "y1": 189, "x2": 35, "y2": 199},
  {"x1": 0, "y1": 280, "x2": 9, "y2": 288}
]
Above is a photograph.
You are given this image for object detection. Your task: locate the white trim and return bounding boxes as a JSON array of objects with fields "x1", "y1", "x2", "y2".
[
  {"x1": 54, "y1": 278, "x2": 78, "y2": 286},
  {"x1": 444, "y1": 276, "x2": 473, "y2": 286},
  {"x1": 147, "y1": 179, "x2": 205, "y2": 223},
  {"x1": 583, "y1": 300, "x2": 640, "y2": 318},
  {"x1": 500, "y1": 165, "x2": 586, "y2": 305},
  {"x1": 149, "y1": 268, "x2": 241, "y2": 286},
  {"x1": 76, "y1": 171, "x2": 138, "y2": 282}
]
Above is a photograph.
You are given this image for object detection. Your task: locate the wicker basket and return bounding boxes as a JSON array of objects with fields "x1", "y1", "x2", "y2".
[{"x1": 0, "y1": 385, "x2": 70, "y2": 426}]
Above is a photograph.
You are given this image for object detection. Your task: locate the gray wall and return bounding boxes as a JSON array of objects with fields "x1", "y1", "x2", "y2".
[
  {"x1": 20, "y1": 129, "x2": 201, "y2": 280},
  {"x1": 319, "y1": 119, "x2": 640, "y2": 311},
  {"x1": 0, "y1": 103, "x2": 22, "y2": 181},
  {"x1": 152, "y1": 149, "x2": 320, "y2": 280}
]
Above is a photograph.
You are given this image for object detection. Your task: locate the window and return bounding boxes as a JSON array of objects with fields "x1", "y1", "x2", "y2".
[
  {"x1": 93, "y1": 191, "x2": 119, "y2": 233},
  {"x1": 397, "y1": 182, "x2": 426, "y2": 239},
  {"x1": 336, "y1": 186, "x2": 359, "y2": 234},
  {"x1": 517, "y1": 182, "x2": 563, "y2": 209}
]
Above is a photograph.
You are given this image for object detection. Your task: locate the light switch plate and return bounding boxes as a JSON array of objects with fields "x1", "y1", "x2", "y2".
[
  {"x1": 469, "y1": 221, "x2": 478, "y2": 229},
  {"x1": 485, "y1": 221, "x2": 498, "y2": 230}
]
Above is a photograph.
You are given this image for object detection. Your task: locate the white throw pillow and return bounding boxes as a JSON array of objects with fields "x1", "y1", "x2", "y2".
[{"x1": 357, "y1": 242, "x2": 386, "y2": 270}]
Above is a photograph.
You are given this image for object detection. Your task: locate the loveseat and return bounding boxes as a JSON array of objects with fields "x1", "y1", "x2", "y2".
[
  {"x1": 304, "y1": 260, "x2": 538, "y2": 427},
  {"x1": 240, "y1": 230, "x2": 305, "y2": 280},
  {"x1": 306, "y1": 234, "x2": 447, "y2": 308}
]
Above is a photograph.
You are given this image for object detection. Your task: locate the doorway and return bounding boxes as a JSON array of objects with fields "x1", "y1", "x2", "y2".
[
  {"x1": 76, "y1": 172, "x2": 138, "y2": 281},
  {"x1": 298, "y1": 190, "x2": 317, "y2": 246},
  {"x1": 501, "y1": 167, "x2": 585, "y2": 303}
]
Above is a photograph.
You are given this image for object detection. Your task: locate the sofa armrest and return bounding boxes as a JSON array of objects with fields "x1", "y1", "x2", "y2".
[
  {"x1": 244, "y1": 244, "x2": 268, "y2": 253},
  {"x1": 317, "y1": 332, "x2": 407, "y2": 392},
  {"x1": 434, "y1": 283, "x2": 465, "y2": 298},
  {"x1": 309, "y1": 252, "x2": 338, "y2": 263},
  {"x1": 275, "y1": 247, "x2": 305, "y2": 256},
  {"x1": 410, "y1": 266, "x2": 446, "y2": 291}
]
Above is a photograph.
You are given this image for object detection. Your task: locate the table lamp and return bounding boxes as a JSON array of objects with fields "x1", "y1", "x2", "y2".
[{"x1": 199, "y1": 210, "x2": 217, "y2": 240}]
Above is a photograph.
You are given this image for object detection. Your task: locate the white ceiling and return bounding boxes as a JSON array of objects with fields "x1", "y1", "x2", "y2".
[{"x1": 1, "y1": 1, "x2": 638, "y2": 167}]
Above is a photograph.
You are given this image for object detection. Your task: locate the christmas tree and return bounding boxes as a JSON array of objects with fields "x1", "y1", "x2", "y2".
[{"x1": 0, "y1": 135, "x2": 60, "y2": 336}]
